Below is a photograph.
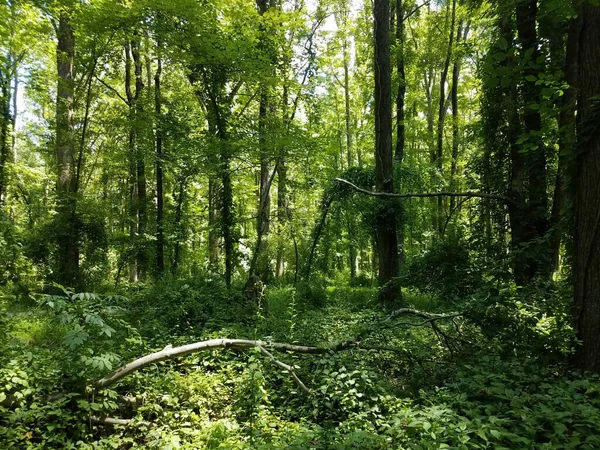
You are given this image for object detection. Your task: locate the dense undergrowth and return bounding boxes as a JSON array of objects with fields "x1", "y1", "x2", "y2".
[{"x1": 1, "y1": 277, "x2": 599, "y2": 449}]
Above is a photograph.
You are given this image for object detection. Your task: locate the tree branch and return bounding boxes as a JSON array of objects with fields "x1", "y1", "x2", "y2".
[
  {"x1": 335, "y1": 178, "x2": 517, "y2": 205},
  {"x1": 91, "y1": 308, "x2": 466, "y2": 392}
]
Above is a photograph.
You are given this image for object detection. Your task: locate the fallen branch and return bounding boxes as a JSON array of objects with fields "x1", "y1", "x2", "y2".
[
  {"x1": 91, "y1": 416, "x2": 149, "y2": 427},
  {"x1": 335, "y1": 178, "x2": 517, "y2": 205},
  {"x1": 91, "y1": 308, "x2": 466, "y2": 393}
]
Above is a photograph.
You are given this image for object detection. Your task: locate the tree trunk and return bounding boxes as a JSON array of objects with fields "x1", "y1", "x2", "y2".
[
  {"x1": 514, "y1": 0, "x2": 550, "y2": 283},
  {"x1": 55, "y1": 11, "x2": 79, "y2": 287},
  {"x1": 253, "y1": 0, "x2": 273, "y2": 282},
  {"x1": 394, "y1": 0, "x2": 405, "y2": 164},
  {"x1": 208, "y1": 177, "x2": 220, "y2": 269},
  {"x1": 341, "y1": 13, "x2": 357, "y2": 279},
  {"x1": 0, "y1": 70, "x2": 9, "y2": 208},
  {"x1": 125, "y1": 42, "x2": 138, "y2": 282},
  {"x1": 155, "y1": 45, "x2": 165, "y2": 277},
  {"x1": 572, "y1": 4, "x2": 600, "y2": 372},
  {"x1": 435, "y1": 0, "x2": 456, "y2": 233},
  {"x1": 132, "y1": 38, "x2": 147, "y2": 280},
  {"x1": 374, "y1": 0, "x2": 400, "y2": 306},
  {"x1": 449, "y1": 21, "x2": 468, "y2": 212},
  {"x1": 172, "y1": 175, "x2": 187, "y2": 276},
  {"x1": 550, "y1": 18, "x2": 579, "y2": 271}
]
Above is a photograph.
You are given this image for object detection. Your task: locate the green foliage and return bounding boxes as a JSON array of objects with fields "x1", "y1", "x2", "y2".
[{"x1": 404, "y1": 235, "x2": 482, "y2": 299}]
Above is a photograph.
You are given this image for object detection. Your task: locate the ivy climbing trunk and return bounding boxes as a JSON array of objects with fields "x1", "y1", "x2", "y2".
[
  {"x1": 55, "y1": 10, "x2": 79, "y2": 287},
  {"x1": 374, "y1": 0, "x2": 400, "y2": 306},
  {"x1": 512, "y1": 0, "x2": 550, "y2": 284}
]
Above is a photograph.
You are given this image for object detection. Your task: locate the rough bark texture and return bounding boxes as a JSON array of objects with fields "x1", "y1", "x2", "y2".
[
  {"x1": 55, "y1": 11, "x2": 79, "y2": 287},
  {"x1": 573, "y1": 4, "x2": 600, "y2": 373},
  {"x1": 374, "y1": 0, "x2": 400, "y2": 306}
]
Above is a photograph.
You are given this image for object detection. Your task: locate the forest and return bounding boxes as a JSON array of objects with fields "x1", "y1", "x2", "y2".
[{"x1": 1, "y1": 0, "x2": 600, "y2": 448}]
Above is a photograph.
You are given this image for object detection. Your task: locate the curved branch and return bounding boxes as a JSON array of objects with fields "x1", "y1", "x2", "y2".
[
  {"x1": 334, "y1": 178, "x2": 517, "y2": 205},
  {"x1": 92, "y1": 309, "x2": 465, "y2": 392}
]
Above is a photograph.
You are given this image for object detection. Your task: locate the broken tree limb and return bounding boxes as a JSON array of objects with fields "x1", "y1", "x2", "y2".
[
  {"x1": 91, "y1": 308, "x2": 466, "y2": 393},
  {"x1": 91, "y1": 416, "x2": 150, "y2": 427},
  {"x1": 334, "y1": 178, "x2": 517, "y2": 205}
]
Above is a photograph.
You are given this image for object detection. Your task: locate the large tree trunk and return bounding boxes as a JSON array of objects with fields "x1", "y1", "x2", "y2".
[
  {"x1": 374, "y1": 0, "x2": 400, "y2": 306},
  {"x1": 572, "y1": 4, "x2": 600, "y2": 373},
  {"x1": 55, "y1": 11, "x2": 79, "y2": 287}
]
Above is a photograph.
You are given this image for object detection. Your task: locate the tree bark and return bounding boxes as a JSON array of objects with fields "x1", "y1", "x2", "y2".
[
  {"x1": 374, "y1": 0, "x2": 400, "y2": 306},
  {"x1": 435, "y1": 0, "x2": 457, "y2": 233},
  {"x1": 155, "y1": 44, "x2": 165, "y2": 277},
  {"x1": 0, "y1": 68, "x2": 10, "y2": 208},
  {"x1": 132, "y1": 38, "x2": 147, "y2": 280},
  {"x1": 449, "y1": 21, "x2": 468, "y2": 212},
  {"x1": 572, "y1": 4, "x2": 600, "y2": 372},
  {"x1": 253, "y1": 0, "x2": 273, "y2": 282},
  {"x1": 550, "y1": 18, "x2": 579, "y2": 271},
  {"x1": 395, "y1": 0, "x2": 405, "y2": 164},
  {"x1": 513, "y1": 0, "x2": 550, "y2": 283},
  {"x1": 55, "y1": 10, "x2": 79, "y2": 287}
]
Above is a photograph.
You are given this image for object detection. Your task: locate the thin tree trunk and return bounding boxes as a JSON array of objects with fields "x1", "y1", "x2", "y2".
[
  {"x1": 514, "y1": 0, "x2": 550, "y2": 283},
  {"x1": 341, "y1": 14, "x2": 358, "y2": 279},
  {"x1": 374, "y1": 0, "x2": 400, "y2": 306},
  {"x1": 395, "y1": 0, "x2": 405, "y2": 164},
  {"x1": 572, "y1": 4, "x2": 600, "y2": 372},
  {"x1": 252, "y1": 0, "x2": 273, "y2": 282},
  {"x1": 155, "y1": 44, "x2": 165, "y2": 277},
  {"x1": 449, "y1": 21, "x2": 469, "y2": 212},
  {"x1": 435, "y1": 0, "x2": 457, "y2": 233},
  {"x1": 124, "y1": 43, "x2": 137, "y2": 282},
  {"x1": 208, "y1": 177, "x2": 220, "y2": 269},
  {"x1": 132, "y1": 38, "x2": 147, "y2": 280},
  {"x1": 550, "y1": 18, "x2": 578, "y2": 271},
  {"x1": 0, "y1": 71, "x2": 9, "y2": 208},
  {"x1": 172, "y1": 175, "x2": 187, "y2": 276}
]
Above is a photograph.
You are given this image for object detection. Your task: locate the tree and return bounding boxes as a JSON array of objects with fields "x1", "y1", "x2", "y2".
[
  {"x1": 572, "y1": 3, "x2": 600, "y2": 372},
  {"x1": 55, "y1": 4, "x2": 79, "y2": 287},
  {"x1": 373, "y1": 0, "x2": 400, "y2": 305}
]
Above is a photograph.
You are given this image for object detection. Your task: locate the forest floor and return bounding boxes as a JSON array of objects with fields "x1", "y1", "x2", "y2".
[{"x1": 1, "y1": 279, "x2": 600, "y2": 449}]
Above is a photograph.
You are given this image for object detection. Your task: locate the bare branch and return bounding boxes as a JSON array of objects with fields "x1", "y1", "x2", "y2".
[
  {"x1": 335, "y1": 178, "x2": 517, "y2": 205},
  {"x1": 95, "y1": 76, "x2": 128, "y2": 105},
  {"x1": 256, "y1": 344, "x2": 311, "y2": 394},
  {"x1": 91, "y1": 416, "x2": 150, "y2": 427}
]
